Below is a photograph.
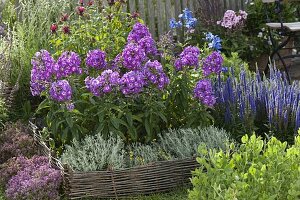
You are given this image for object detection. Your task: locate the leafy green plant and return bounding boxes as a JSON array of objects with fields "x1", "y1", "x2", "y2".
[
  {"x1": 49, "y1": 1, "x2": 134, "y2": 59},
  {"x1": 0, "y1": 0, "x2": 75, "y2": 119},
  {"x1": 189, "y1": 132, "x2": 300, "y2": 200}
]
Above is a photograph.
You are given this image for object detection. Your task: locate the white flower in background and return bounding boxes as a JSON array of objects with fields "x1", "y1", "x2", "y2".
[
  {"x1": 261, "y1": 28, "x2": 265, "y2": 32},
  {"x1": 250, "y1": 45, "x2": 254, "y2": 51},
  {"x1": 257, "y1": 32, "x2": 263, "y2": 38}
]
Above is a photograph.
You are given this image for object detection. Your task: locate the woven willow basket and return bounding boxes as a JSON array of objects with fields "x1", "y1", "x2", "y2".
[{"x1": 29, "y1": 122, "x2": 198, "y2": 200}]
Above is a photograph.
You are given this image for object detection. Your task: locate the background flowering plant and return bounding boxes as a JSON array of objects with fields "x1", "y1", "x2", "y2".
[{"x1": 49, "y1": 0, "x2": 137, "y2": 60}]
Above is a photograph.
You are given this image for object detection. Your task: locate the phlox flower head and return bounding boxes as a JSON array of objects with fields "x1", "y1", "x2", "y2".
[
  {"x1": 121, "y1": 43, "x2": 146, "y2": 70},
  {"x1": 54, "y1": 51, "x2": 82, "y2": 79},
  {"x1": 30, "y1": 50, "x2": 55, "y2": 96},
  {"x1": 86, "y1": 49, "x2": 107, "y2": 70},
  {"x1": 127, "y1": 22, "x2": 151, "y2": 43},
  {"x1": 144, "y1": 60, "x2": 170, "y2": 90},
  {"x1": 194, "y1": 79, "x2": 216, "y2": 107},
  {"x1": 202, "y1": 51, "x2": 223, "y2": 76},
  {"x1": 49, "y1": 80, "x2": 72, "y2": 102},
  {"x1": 85, "y1": 70, "x2": 120, "y2": 96},
  {"x1": 217, "y1": 10, "x2": 247, "y2": 30},
  {"x1": 138, "y1": 36, "x2": 158, "y2": 57},
  {"x1": 174, "y1": 46, "x2": 200, "y2": 71},
  {"x1": 119, "y1": 70, "x2": 146, "y2": 95}
]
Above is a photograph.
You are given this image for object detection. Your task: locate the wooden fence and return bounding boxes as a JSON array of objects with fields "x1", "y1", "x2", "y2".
[{"x1": 101, "y1": 0, "x2": 252, "y2": 38}]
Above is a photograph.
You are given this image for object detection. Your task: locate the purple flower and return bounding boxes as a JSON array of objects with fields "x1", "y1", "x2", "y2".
[
  {"x1": 194, "y1": 79, "x2": 216, "y2": 107},
  {"x1": 120, "y1": 70, "x2": 146, "y2": 95},
  {"x1": 86, "y1": 70, "x2": 120, "y2": 96},
  {"x1": 138, "y1": 36, "x2": 158, "y2": 57},
  {"x1": 49, "y1": 80, "x2": 72, "y2": 102},
  {"x1": 202, "y1": 51, "x2": 223, "y2": 76},
  {"x1": 127, "y1": 22, "x2": 151, "y2": 43},
  {"x1": 66, "y1": 103, "x2": 75, "y2": 111},
  {"x1": 54, "y1": 51, "x2": 82, "y2": 79},
  {"x1": 5, "y1": 156, "x2": 62, "y2": 200},
  {"x1": 174, "y1": 46, "x2": 200, "y2": 71},
  {"x1": 121, "y1": 43, "x2": 146, "y2": 70},
  {"x1": 86, "y1": 49, "x2": 107, "y2": 69},
  {"x1": 143, "y1": 60, "x2": 170, "y2": 90},
  {"x1": 217, "y1": 10, "x2": 247, "y2": 29},
  {"x1": 30, "y1": 50, "x2": 55, "y2": 96}
]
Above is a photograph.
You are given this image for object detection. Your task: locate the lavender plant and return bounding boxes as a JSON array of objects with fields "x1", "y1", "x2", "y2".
[
  {"x1": 61, "y1": 126, "x2": 230, "y2": 171},
  {"x1": 214, "y1": 66, "x2": 300, "y2": 143}
]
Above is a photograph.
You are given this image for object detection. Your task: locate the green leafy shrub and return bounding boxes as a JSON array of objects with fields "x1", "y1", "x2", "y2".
[
  {"x1": 49, "y1": 0, "x2": 134, "y2": 59},
  {"x1": 61, "y1": 126, "x2": 230, "y2": 171},
  {"x1": 189, "y1": 133, "x2": 300, "y2": 200}
]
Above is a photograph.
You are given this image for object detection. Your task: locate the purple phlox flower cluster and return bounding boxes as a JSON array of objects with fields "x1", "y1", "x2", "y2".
[
  {"x1": 169, "y1": 8, "x2": 197, "y2": 29},
  {"x1": 217, "y1": 10, "x2": 248, "y2": 29},
  {"x1": 54, "y1": 51, "x2": 82, "y2": 79},
  {"x1": 194, "y1": 79, "x2": 216, "y2": 107},
  {"x1": 202, "y1": 51, "x2": 223, "y2": 76},
  {"x1": 119, "y1": 70, "x2": 146, "y2": 95},
  {"x1": 174, "y1": 46, "x2": 200, "y2": 71},
  {"x1": 121, "y1": 43, "x2": 146, "y2": 70},
  {"x1": 30, "y1": 50, "x2": 55, "y2": 96},
  {"x1": 127, "y1": 22, "x2": 158, "y2": 57},
  {"x1": 49, "y1": 80, "x2": 72, "y2": 102},
  {"x1": 138, "y1": 36, "x2": 159, "y2": 56},
  {"x1": 143, "y1": 60, "x2": 170, "y2": 90},
  {"x1": 86, "y1": 49, "x2": 107, "y2": 70},
  {"x1": 5, "y1": 156, "x2": 62, "y2": 200},
  {"x1": 205, "y1": 32, "x2": 222, "y2": 51},
  {"x1": 85, "y1": 70, "x2": 120, "y2": 96},
  {"x1": 127, "y1": 22, "x2": 151, "y2": 43}
]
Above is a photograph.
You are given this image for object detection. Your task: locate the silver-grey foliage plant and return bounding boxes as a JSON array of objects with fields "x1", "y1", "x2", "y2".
[
  {"x1": 61, "y1": 134, "x2": 126, "y2": 172},
  {"x1": 61, "y1": 126, "x2": 230, "y2": 171},
  {"x1": 158, "y1": 126, "x2": 230, "y2": 159}
]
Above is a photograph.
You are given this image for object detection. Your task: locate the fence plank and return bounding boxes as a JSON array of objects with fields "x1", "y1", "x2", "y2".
[
  {"x1": 188, "y1": 0, "x2": 194, "y2": 11},
  {"x1": 165, "y1": 0, "x2": 172, "y2": 31},
  {"x1": 129, "y1": 0, "x2": 136, "y2": 13},
  {"x1": 182, "y1": 0, "x2": 188, "y2": 9},
  {"x1": 138, "y1": 0, "x2": 145, "y2": 20},
  {"x1": 157, "y1": 0, "x2": 165, "y2": 37},
  {"x1": 174, "y1": 0, "x2": 181, "y2": 19},
  {"x1": 147, "y1": 0, "x2": 156, "y2": 38}
]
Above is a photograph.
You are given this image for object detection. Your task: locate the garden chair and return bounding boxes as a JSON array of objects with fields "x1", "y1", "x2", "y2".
[{"x1": 262, "y1": 0, "x2": 300, "y2": 83}]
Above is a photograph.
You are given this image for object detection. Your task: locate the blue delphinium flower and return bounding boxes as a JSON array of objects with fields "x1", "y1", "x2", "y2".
[
  {"x1": 170, "y1": 8, "x2": 197, "y2": 29},
  {"x1": 169, "y1": 18, "x2": 182, "y2": 29},
  {"x1": 205, "y1": 32, "x2": 222, "y2": 51}
]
